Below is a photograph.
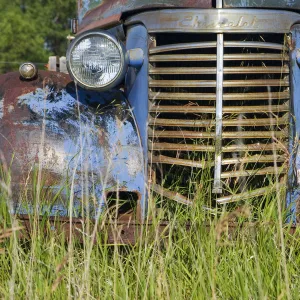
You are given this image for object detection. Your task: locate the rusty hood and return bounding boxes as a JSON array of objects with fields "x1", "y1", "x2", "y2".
[{"x1": 78, "y1": 0, "x2": 212, "y2": 31}]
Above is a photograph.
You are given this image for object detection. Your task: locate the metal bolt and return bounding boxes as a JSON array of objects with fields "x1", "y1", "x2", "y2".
[
  {"x1": 127, "y1": 48, "x2": 144, "y2": 69},
  {"x1": 19, "y1": 62, "x2": 38, "y2": 80}
]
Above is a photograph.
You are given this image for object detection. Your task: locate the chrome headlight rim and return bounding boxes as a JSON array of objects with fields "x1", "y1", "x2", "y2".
[{"x1": 66, "y1": 30, "x2": 127, "y2": 91}]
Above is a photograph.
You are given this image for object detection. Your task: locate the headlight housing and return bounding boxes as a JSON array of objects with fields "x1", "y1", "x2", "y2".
[{"x1": 66, "y1": 31, "x2": 127, "y2": 90}]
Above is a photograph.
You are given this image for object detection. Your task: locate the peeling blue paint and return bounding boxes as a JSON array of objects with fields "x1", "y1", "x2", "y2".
[
  {"x1": 0, "y1": 72, "x2": 145, "y2": 219},
  {"x1": 287, "y1": 25, "x2": 300, "y2": 223}
]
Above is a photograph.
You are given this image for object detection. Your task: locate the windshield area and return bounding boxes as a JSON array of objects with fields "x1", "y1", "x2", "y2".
[{"x1": 78, "y1": 0, "x2": 101, "y2": 22}]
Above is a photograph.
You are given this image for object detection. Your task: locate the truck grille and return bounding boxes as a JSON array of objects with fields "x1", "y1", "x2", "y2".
[{"x1": 148, "y1": 33, "x2": 289, "y2": 205}]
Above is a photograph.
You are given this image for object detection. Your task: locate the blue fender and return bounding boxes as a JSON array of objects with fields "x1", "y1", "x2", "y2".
[{"x1": 0, "y1": 71, "x2": 146, "y2": 220}]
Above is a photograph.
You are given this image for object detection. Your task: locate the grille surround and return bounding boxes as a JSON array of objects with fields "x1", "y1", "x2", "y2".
[{"x1": 148, "y1": 32, "x2": 289, "y2": 204}]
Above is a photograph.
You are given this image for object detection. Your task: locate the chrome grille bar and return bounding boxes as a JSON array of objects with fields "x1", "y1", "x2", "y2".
[
  {"x1": 211, "y1": 0, "x2": 224, "y2": 194},
  {"x1": 150, "y1": 129, "x2": 287, "y2": 139},
  {"x1": 213, "y1": 27, "x2": 224, "y2": 194},
  {"x1": 149, "y1": 103, "x2": 289, "y2": 113},
  {"x1": 149, "y1": 66, "x2": 289, "y2": 75},
  {"x1": 149, "y1": 53, "x2": 289, "y2": 62},
  {"x1": 148, "y1": 28, "x2": 289, "y2": 205},
  {"x1": 151, "y1": 154, "x2": 285, "y2": 167},
  {"x1": 150, "y1": 41, "x2": 287, "y2": 54},
  {"x1": 149, "y1": 79, "x2": 289, "y2": 87},
  {"x1": 149, "y1": 115, "x2": 288, "y2": 127},
  {"x1": 150, "y1": 142, "x2": 284, "y2": 152},
  {"x1": 149, "y1": 91, "x2": 290, "y2": 100}
]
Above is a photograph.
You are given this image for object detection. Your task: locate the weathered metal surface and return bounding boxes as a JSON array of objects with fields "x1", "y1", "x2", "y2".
[
  {"x1": 127, "y1": 48, "x2": 144, "y2": 69},
  {"x1": 19, "y1": 63, "x2": 38, "y2": 80},
  {"x1": 150, "y1": 41, "x2": 287, "y2": 54},
  {"x1": 287, "y1": 25, "x2": 300, "y2": 223},
  {"x1": 151, "y1": 153, "x2": 285, "y2": 169},
  {"x1": 126, "y1": 9, "x2": 300, "y2": 33},
  {"x1": 222, "y1": 155, "x2": 285, "y2": 165},
  {"x1": 149, "y1": 103, "x2": 289, "y2": 113},
  {"x1": 78, "y1": 0, "x2": 212, "y2": 30},
  {"x1": 150, "y1": 79, "x2": 290, "y2": 88},
  {"x1": 148, "y1": 30, "x2": 289, "y2": 208},
  {"x1": 221, "y1": 166, "x2": 287, "y2": 178},
  {"x1": 149, "y1": 142, "x2": 284, "y2": 152},
  {"x1": 149, "y1": 116, "x2": 288, "y2": 127},
  {"x1": 125, "y1": 26, "x2": 149, "y2": 165},
  {"x1": 124, "y1": 25, "x2": 149, "y2": 215},
  {"x1": 150, "y1": 53, "x2": 289, "y2": 61},
  {"x1": 17, "y1": 214, "x2": 300, "y2": 244},
  {"x1": 217, "y1": 187, "x2": 269, "y2": 204},
  {"x1": 151, "y1": 184, "x2": 192, "y2": 206},
  {"x1": 213, "y1": 30, "x2": 224, "y2": 194},
  {"x1": 18, "y1": 215, "x2": 156, "y2": 244},
  {"x1": 150, "y1": 130, "x2": 287, "y2": 139},
  {"x1": 151, "y1": 155, "x2": 205, "y2": 169},
  {"x1": 0, "y1": 71, "x2": 145, "y2": 219},
  {"x1": 224, "y1": 0, "x2": 300, "y2": 10},
  {"x1": 150, "y1": 66, "x2": 290, "y2": 75},
  {"x1": 78, "y1": 14, "x2": 123, "y2": 34},
  {"x1": 149, "y1": 91, "x2": 289, "y2": 100}
]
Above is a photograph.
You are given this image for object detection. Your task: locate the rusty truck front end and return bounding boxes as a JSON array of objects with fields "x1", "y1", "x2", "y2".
[{"x1": 1, "y1": 0, "x2": 300, "y2": 241}]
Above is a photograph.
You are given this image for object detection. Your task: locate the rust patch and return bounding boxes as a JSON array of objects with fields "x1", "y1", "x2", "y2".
[
  {"x1": 0, "y1": 71, "x2": 145, "y2": 219},
  {"x1": 79, "y1": 0, "x2": 212, "y2": 31},
  {"x1": 78, "y1": 14, "x2": 122, "y2": 34}
]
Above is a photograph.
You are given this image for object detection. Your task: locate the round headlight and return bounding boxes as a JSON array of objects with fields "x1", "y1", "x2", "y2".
[{"x1": 67, "y1": 31, "x2": 127, "y2": 90}]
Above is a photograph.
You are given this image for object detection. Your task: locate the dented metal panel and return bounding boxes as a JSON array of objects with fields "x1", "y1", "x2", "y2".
[
  {"x1": 287, "y1": 25, "x2": 300, "y2": 223},
  {"x1": 0, "y1": 71, "x2": 145, "y2": 219},
  {"x1": 224, "y1": 0, "x2": 300, "y2": 10},
  {"x1": 78, "y1": 0, "x2": 212, "y2": 30}
]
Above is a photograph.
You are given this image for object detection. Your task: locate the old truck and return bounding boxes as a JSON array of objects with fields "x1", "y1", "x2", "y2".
[{"x1": 1, "y1": 0, "x2": 300, "y2": 241}]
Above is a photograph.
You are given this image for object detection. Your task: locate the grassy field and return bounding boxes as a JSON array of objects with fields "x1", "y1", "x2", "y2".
[{"x1": 0, "y1": 182, "x2": 299, "y2": 300}]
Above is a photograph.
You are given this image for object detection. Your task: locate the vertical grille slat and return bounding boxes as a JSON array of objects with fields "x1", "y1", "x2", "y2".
[{"x1": 148, "y1": 32, "x2": 289, "y2": 204}]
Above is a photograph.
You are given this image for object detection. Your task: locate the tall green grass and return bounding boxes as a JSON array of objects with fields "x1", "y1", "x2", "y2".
[
  {"x1": 0, "y1": 54, "x2": 298, "y2": 298},
  {"x1": 0, "y1": 176, "x2": 299, "y2": 299}
]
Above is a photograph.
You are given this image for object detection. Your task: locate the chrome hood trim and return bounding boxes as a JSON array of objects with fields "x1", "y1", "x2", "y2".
[{"x1": 126, "y1": 9, "x2": 300, "y2": 33}]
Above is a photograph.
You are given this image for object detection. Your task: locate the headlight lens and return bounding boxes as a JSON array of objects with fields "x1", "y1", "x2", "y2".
[{"x1": 67, "y1": 31, "x2": 127, "y2": 90}]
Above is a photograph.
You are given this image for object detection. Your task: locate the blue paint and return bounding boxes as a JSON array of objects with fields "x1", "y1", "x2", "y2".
[
  {"x1": 5, "y1": 80, "x2": 144, "y2": 219},
  {"x1": 287, "y1": 25, "x2": 300, "y2": 223},
  {"x1": 125, "y1": 25, "x2": 149, "y2": 218}
]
